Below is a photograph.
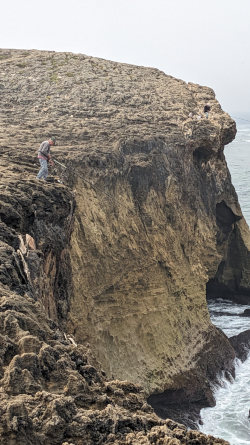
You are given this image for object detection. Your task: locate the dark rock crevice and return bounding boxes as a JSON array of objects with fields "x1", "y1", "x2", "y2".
[
  {"x1": 147, "y1": 326, "x2": 236, "y2": 429},
  {"x1": 207, "y1": 204, "x2": 250, "y2": 304},
  {"x1": 0, "y1": 178, "x2": 75, "y2": 324},
  {"x1": 216, "y1": 200, "x2": 241, "y2": 243}
]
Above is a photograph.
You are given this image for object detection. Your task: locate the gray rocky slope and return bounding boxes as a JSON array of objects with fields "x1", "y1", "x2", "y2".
[{"x1": 0, "y1": 48, "x2": 249, "y2": 444}]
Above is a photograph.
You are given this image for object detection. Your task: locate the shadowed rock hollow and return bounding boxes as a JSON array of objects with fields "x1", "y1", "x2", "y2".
[{"x1": 0, "y1": 48, "x2": 249, "y2": 443}]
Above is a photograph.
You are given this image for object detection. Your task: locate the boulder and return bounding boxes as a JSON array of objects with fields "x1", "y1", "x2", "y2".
[{"x1": 229, "y1": 329, "x2": 250, "y2": 361}]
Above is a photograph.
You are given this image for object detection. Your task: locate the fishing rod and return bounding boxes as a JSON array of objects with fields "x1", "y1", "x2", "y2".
[{"x1": 54, "y1": 159, "x2": 119, "y2": 202}]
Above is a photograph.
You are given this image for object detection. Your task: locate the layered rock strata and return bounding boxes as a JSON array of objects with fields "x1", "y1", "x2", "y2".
[
  {"x1": 0, "y1": 48, "x2": 250, "y2": 441},
  {"x1": 0, "y1": 284, "x2": 231, "y2": 444},
  {"x1": 0, "y1": 162, "x2": 227, "y2": 444}
]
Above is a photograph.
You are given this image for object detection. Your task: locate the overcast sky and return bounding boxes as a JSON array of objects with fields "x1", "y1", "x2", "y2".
[{"x1": 1, "y1": 0, "x2": 250, "y2": 113}]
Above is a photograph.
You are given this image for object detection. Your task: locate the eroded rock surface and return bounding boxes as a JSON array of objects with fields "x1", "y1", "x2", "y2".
[
  {"x1": 229, "y1": 330, "x2": 250, "y2": 361},
  {"x1": 0, "y1": 48, "x2": 249, "y2": 442},
  {"x1": 1, "y1": 287, "x2": 231, "y2": 444}
]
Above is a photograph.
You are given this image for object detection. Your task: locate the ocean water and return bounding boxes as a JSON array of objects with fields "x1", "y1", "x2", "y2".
[
  {"x1": 224, "y1": 113, "x2": 250, "y2": 226},
  {"x1": 200, "y1": 114, "x2": 250, "y2": 444}
]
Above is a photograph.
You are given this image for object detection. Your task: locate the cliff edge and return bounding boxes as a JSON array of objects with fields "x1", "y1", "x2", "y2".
[{"x1": 0, "y1": 48, "x2": 249, "y2": 442}]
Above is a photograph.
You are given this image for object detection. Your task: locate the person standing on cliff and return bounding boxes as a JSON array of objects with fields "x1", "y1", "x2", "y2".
[
  {"x1": 204, "y1": 104, "x2": 211, "y2": 118},
  {"x1": 36, "y1": 137, "x2": 56, "y2": 181}
]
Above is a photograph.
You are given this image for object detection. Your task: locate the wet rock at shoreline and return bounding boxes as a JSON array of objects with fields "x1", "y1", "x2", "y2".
[
  {"x1": 229, "y1": 329, "x2": 250, "y2": 361},
  {"x1": 240, "y1": 308, "x2": 250, "y2": 317}
]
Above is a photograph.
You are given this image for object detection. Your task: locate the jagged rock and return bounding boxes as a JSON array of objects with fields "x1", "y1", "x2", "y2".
[
  {"x1": 0, "y1": 48, "x2": 249, "y2": 442},
  {"x1": 240, "y1": 308, "x2": 250, "y2": 316},
  {"x1": 229, "y1": 329, "x2": 250, "y2": 361},
  {"x1": 0, "y1": 287, "x2": 230, "y2": 444}
]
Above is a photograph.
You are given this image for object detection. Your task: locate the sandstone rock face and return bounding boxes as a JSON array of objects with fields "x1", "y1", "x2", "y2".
[
  {"x1": 0, "y1": 48, "x2": 249, "y2": 442},
  {"x1": 2, "y1": 287, "x2": 226, "y2": 445}
]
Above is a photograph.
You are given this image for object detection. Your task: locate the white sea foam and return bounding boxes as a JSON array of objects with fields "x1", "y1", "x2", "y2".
[
  {"x1": 200, "y1": 354, "x2": 250, "y2": 445},
  {"x1": 200, "y1": 297, "x2": 250, "y2": 444}
]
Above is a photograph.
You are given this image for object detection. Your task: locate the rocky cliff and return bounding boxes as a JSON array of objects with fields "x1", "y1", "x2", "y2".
[{"x1": 0, "y1": 48, "x2": 249, "y2": 443}]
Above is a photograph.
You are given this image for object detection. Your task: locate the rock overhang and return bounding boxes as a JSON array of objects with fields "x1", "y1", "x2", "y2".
[{"x1": 0, "y1": 48, "x2": 248, "y2": 440}]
